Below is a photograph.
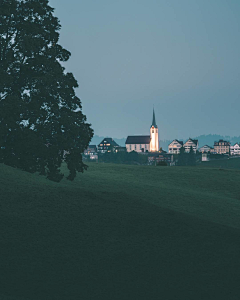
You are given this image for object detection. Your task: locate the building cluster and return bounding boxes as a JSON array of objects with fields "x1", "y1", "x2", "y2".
[
  {"x1": 84, "y1": 109, "x2": 240, "y2": 162},
  {"x1": 168, "y1": 139, "x2": 198, "y2": 154},
  {"x1": 84, "y1": 109, "x2": 164, "y2": 162},
  {"x1": 168, "y1": 139, "x2": 240, "y2": 156}
]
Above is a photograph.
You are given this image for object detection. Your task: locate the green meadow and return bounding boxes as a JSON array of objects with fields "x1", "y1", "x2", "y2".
[{"x1": 0, "y1": 160, "x2": 240, "y2": 300}]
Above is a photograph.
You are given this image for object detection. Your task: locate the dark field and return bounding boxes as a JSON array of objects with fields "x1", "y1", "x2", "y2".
[
  {"x1": 0, "y1": 161, "x2": 240, "y2": 300},
  {"x1": 201, "y1": 156, "x2": 240, "y2": 169}
]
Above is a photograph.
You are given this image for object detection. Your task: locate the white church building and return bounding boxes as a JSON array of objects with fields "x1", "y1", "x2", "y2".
[{"x1": 125, "y1": 109, "x2": 159, "y2": 153}]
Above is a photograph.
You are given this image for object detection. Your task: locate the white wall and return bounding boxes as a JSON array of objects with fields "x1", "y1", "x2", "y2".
[
  {"x1": 126, "y1": 144, "x2": 150, "y2": 153},
  {"x1": 230, "y1": 145, "x2": 240, "y2": 155},
  {"x1": 150, "y1": 127, "x2": 159, "y2": 152},
  {"x1": 184, "y1": 140, "x2": 198, "y2": 153},
  {"x1": 168, "y1": 140, "x2": 182, "y2": 154}
]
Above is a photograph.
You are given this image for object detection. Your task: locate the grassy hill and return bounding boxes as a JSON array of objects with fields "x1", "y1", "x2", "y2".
[
  {"x1": 0, "y1": 163, "x2": 240, "y2": 300},
  {"x1": 201, "y1": 156, "x2": 240, "y2": 169}
]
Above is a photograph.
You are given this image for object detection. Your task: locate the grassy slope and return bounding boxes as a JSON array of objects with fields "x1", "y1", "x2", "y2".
[
  {"x1": 0, "y1": 163, "x2": 240, "y2": 300},
  {"x1": 201, "y1": 156, "x2": 240, "y2": 170}
]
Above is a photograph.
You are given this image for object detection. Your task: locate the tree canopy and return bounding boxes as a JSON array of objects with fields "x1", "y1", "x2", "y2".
[{"x1": 0, "y1": 0, "x2": 93, "y2": 181}]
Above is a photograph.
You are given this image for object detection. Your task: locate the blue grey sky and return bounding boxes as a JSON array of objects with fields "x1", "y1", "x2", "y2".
[{"x1": 49, "y1": 0, "x2": 240, "y2": 140}]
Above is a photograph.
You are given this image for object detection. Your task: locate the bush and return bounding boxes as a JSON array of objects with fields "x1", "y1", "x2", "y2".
[{"x1": 157, "y1": 161, "x2": 168, "y2": 166}]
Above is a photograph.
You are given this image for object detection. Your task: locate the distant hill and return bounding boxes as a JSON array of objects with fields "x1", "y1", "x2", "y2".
[
  {"x1": 193, "y1": 134, "x2": 240, "y2": 148},
  {"x1": 90, "y1": 134, "x2": 240, "y2": 151}
]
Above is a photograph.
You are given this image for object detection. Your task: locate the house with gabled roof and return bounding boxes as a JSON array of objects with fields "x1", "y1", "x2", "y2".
[
  {"x1": 183, "y1": 138, "x2": 198, "y2": 153},
  {"x1": 230, "y1": 143, "x2": 240, "y2": 155},
  {"x1": 168, "y1": 140, "x2": 183, "y2": 154},
  {"x1": 199, "y1": 145, "x2": 214, "y2": 153},
  {"x1": 97, "y1": 138, "x2": 119, "y2": 153},
  {"x1": 84, "y1": 145, "x2": 98, "y2": 160},
  {"x1": 84, "y1": 145, "x2": 97, "y2": 155}
]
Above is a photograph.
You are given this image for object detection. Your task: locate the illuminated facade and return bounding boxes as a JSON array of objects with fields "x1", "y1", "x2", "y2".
[
  {"x1": 150, "y1": 109, "x2": 159, "y2": 152},
  {"x1": 168, "y1": 140, "x2": 184, "y2": 154},
  {"x1": 183, "y1": 139, "x2": 198, "y2": 153},
  {"x1": 230, "y1": 143, "x2": 240, "y2": 155},
  {"x1": 97, "y1": 138, "x2": 119, "y2": 153},
  {"x1": 125, "y1": 136, "x2": 150, "y2": 152},
  {"x1": 214, "y1": 140, "x2": 230, "y2": 154}
]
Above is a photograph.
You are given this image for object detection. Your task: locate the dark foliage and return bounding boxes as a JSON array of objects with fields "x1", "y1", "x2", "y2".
[
  {"x1": 209, "y1": 153, "x2": 229, "y2": 160},
  {"x1": 157, "y1": 161, "x2": 168, "y2": 166},
  {"x1": 0, "y1": 0, "x2": 93, "y2": 181},
  {"x1": 98, "y1": 151, "x2": 148, "y2": 165},
  {"x1": 188, "y1": 146, "x2": 196, "y2": 166},
  {"x1": 177, "y1": 146, "x2": 196, "y2": 166}
]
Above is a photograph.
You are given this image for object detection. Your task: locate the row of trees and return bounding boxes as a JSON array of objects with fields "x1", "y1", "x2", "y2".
[
  {"x1": 177, "y1": 147, "x2": 197, "y2": 166},
  {"x1": 98, "y1": 148, "x2": 198, "y2": 166},
  {"x1": 97, "y1": 151, "x2": 148, "y2": 165},
  {"x1": 0, "y1": 0, "x2": 93, "y2": 181}
]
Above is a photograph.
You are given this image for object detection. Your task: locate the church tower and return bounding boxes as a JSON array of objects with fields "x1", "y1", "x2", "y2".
[{"x1": 150, "y1": 109, "x2": 159, "y2": 152}]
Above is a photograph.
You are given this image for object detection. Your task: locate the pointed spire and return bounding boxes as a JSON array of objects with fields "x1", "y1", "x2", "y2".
[{"x1": 152, "y1": 108, "x2": 157, "y2": 128}]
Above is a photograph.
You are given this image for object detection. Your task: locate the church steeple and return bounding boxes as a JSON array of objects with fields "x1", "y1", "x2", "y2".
[
  {"x1": 151, "y1": 108, "x2": 157, "y2": 128},
  {"x1": 150, "y1": 108, "x2": 159, "y2": 152}
]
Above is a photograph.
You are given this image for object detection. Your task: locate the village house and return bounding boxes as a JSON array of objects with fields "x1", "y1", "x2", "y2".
[
  {"x1": 125, "y1": 109, "x2": 159, "y2": 153},
  {"x1": 168, "y1": 140, "x2": 183, "y2": 154},
  {"x1": 230, "y1": 143, "x2": 240, "y2": 156},
  {"x1": 168, "y1": 138, "x2": 198, "y2": 154},
  {"x1": 214, "y1": 140, "x2": 230, "y2": 154},
  {"x1": 199, "y1": 145, "x2": 214, "y2": 153},
  {"x1": 97, "y1": 138, "x2": 119, "y2": 153},
  {"x1": 183, "y1": 139, "x2": 198, "y2": 153},
  {"x1": 84, "y1": 145, "x2": 98, "y2": 160}
]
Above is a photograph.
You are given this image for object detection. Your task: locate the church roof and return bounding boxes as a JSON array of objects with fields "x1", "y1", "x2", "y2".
[
  {"x1": 151, "y1": 109, "x2": 157, "y2": 128},
  {"x1": 125, "y1": 135, "x2": 151, "y2": 145}
]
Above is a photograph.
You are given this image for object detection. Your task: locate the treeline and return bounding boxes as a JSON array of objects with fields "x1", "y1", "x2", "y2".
[
  {"x1": 177, "y1": 147, "x2": 198, "y2": 166},
  {"x1": 98, "y1": 151, "x2": 148, "y2": 165}
]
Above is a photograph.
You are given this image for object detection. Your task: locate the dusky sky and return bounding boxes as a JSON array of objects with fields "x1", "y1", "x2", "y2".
[{"x1": 49, "y1": 0, "x2": 240, "y2": 140}]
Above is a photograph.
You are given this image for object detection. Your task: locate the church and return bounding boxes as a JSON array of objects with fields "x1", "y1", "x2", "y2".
[{"x1": 125, "y1": 109, "x2": 159, "y2": 153}]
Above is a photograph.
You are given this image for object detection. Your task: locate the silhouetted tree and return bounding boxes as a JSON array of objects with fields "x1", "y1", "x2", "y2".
[
  {"x1": 0, "y1": 0, "x2": 93, "y2": 181},
  {"x1": 177, "y1": 146, "x2": 196, "y2": 166},
  {"x1": 177, "y1": 146, "x2": 187, "y2": 166},
  {"x1": 188, "y1": 146, "x2": 196, "y2": 166},
  {"x1": 99, "y1": 151, "x2": 148, "y2": 165}
]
